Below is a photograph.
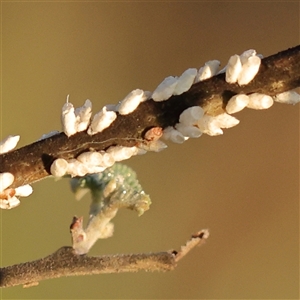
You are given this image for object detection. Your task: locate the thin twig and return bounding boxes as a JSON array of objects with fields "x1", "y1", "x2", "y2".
[{"x1": 0, "y1": 229, "x2": 209, "y2": 288}]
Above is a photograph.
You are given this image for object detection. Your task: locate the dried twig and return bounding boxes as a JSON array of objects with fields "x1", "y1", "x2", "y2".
[{"x1": 0, "y1": 229, "x2": 209, "y2": 288}]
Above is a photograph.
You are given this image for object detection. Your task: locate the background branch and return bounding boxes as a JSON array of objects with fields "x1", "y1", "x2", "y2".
[
  {"x1": 1, "y1": 45, "x2": 299, "y2": 189},
  {"x1": 0, "y1": 230, "x2": 209, "y2": 288}
]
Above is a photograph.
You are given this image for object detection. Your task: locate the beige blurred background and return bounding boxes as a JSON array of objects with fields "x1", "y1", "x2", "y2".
[{"x1": 1, "y1": 2, "x2": 299, "y2": 299}]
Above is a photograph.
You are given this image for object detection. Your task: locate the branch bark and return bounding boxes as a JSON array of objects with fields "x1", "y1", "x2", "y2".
[
  {"x1": 1, "y1": 45, "x2": 300, "y2": 189},
  {"x1": 0, "y1": 229, "x2": 209, "y2": 288}
]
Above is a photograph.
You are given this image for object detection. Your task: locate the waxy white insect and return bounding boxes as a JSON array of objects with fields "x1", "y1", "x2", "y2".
[
  {"x1": 106, "y1": 146, "x2": 138, "y2": 162},
  {"x1": 50, "y1": 158, "x2": 69, "y2": 177},
  {"x1": 226, "y1": 54, "x2": 242, "y2": 84},
  {"x1": 238, "y1": 55, "x2": 261, "y2": 85},
  {"x1": 0, "y1": 196, "x2": 20, "y2": 210},
  {"x1": 247, "y1": 93, "x2": 274, "y2": 110},
  {"x1": 175, "y1": 123, "x2": 202, "y2": 138},
  {"x1": 61, "y1": 100, "x2": 77, "y2": 137},
  {"x1": 75, "y1": 99, "x2": 92, "y2": 132},
  {"x1": 197, "y1": 115, "x2": 223, "y2": 136},
  {"x1": 179, "y1": 106, "x2": 204, "y2": 126},
  {"x1": 173, "y1": 68, "x2": 197, "y2": 96},
  {"x1": 15, "y1": 184, "x2": 33, "y2": 197},
  {"x1": 274, "y1": 90, "x2": 300, "y2": 105},
  {"x1": 77, "y1": 151, "x2": 104, "y2": 166},
  {"x1": 162, "y1": 127, "x2": 188, "y2": 143},
  {"x1": 0, "y1": 135, "x2": 20, "y2": 154},
  {"x1": 100, "y1": 152, "x2": 116, "y2": 167},
  {"x1": 152, "y1": 76, "x2": 178, "y2": 102},
  {"x1": 138, "y1": 139, "x2": 168, "y2": 152},
  {"x1": 117, "y1": 89, "x2": 148, "y2": 115},
  {"x1": 226, "y1": 94, "x2": 249, "y2": 114},
  {"x1": 67, "y1": 159, "x2": 90, "y2": 177},
  {"x1": 195, "y1": 60, "x2": 220, "y2": 82},
  {"x1": 87, "y1": 106, "x2": 117, "y2": 135},
  {"x1": 0, "y1": 172, "x2": 14, "y2": 192},
  {"x1": 213, "y1": 113, "x2": 240, "y2": 128}
]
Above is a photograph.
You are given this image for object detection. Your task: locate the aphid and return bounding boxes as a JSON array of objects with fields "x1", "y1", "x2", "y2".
[
  {"x1": 226, "y1": 94, "x2": 249, "y2": 114},
  {"x1": 0, "y1": 172, "x2": 14, "y2": 192},
  {"x1": 175, "y1": 123, "x2": 202, "y2": 138},
  {"x1": 274, "y1": 91, "x2": 300, "y2": 105},
  {"x1": 0, "y1": 135, "x2": 20, "y2": 154},
  {"x1": 75, "y1": 99, "x2": 92, "y2": 132},
  {"x1": 50, "y1": 158, "x2": 69, "y2": 177},
  {"x1": 247, "y1": 93, "x2": 274, "y2": 109},
  {"x1": 195, "y1": 60, "x2": 220, "y2": 82},
  {"x1": 162, "y1": 126, "x2": 188, "y2": 143},
  {"x1": 152, "y1": 76, "x2": 178, "y2": 102},
  {"x1": 61, "y1": 97, "x2": 77, "y2": 137},
  {"x1": 173, "y1": 68, "x2": 197, "y2": 95},
  {"x1": 225, "y1": 54, "x2": 242, "y2": 84},
  {"x1": 15, "y1": 184, "x2": 33, "y2": 197},
  {"x1": 179, "y1": 106, "x2": 204, "y2": 126},
  {"x1": 87, "y1": 106, "x2": 117, "y2": 135},
  {"x1": 117, "y1": 89, "x2": 147, "y2": 115}
]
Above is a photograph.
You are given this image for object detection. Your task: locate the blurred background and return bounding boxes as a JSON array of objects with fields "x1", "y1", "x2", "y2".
[{"x1": 1, "y1": 2, "x2": 299, "y2": 299}]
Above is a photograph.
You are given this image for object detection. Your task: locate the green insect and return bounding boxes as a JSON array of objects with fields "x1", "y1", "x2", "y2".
[{"x1": 70, "y1": 163, "x2": 151, "y2": 216}]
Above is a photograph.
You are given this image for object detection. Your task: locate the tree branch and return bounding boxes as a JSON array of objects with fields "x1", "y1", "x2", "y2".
[
  {"x1": 1, "y1": 45, "x2": 300, "y2": 189},
  {"x1": 0, "y1": 229, "x2": 209, "y2": 288}
]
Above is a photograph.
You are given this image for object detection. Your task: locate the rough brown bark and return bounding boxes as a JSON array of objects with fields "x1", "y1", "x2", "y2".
[{"x1": 1, "y1": 45, "x2": 300, "y2": 188}]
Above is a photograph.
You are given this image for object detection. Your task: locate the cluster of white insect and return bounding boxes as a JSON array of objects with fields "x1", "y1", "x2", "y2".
[
  {"x1": 2, "y1": 49, "x2": 299, "y2": 209},
  {"x1": 0, "y1": 135, "x2": 33, "y2": 209}
]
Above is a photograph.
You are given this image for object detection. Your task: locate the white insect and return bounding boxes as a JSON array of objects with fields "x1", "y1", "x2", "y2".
[
  {"x1": 226, "y1": 94, "x2": 250, "y2": 114},
  {"x1": 197, "y1": 113, "x2": 239, "y2": 136},
  {"x1": 225, "y1": 54, "x2": 242, "y2": 84},
  {"x1": 67, "y1": 159, "x2": 90, "y2": 177},
  {"x1": 238, "y1": 55, "x2": 261, "y2": 85},
  {"x1": 175, "y1": 123, "x2": 202, "y2": 138},
  {"x1": 77, "y1": 151, "x2": 104, "y2": 166},
  {"x1": 173, "y1": 68, "x2": 197, "y2": 96},
  {"x1": 117, "y1": 89, "x2": 148, "y2": 115},
  {"x1": 152, "y1": 76, "x2": 178, "y2": 102},
  {"x1": 0, "y1": 172, "x2": 14, "y2": 192},
  {"x1": 195, "y1": 60, "x2": 220, "y2": 82},
  {"x1": 87, "y1": 106, "x2": 117, "y2": 135},
  {"x1": 138, "y1": 139, "x2": 168, "y2": 152},
  {"x1": 179, "y1": 106, "x2": 204, "y2": 126},
  {"x1": 0, "y1": 197, "x2": 20, "y2": 210},
  {"x1": 0, "y1": 135, "x2": 20, "y2": 154},
  {"x1": 162, "y1": 127, "x2": 188, "y2": 143},
  {"x1": 75, "y1": 99, "x2": 92, "y2": 132},
  {"x1": 274, "y1": 90, "x2": 300, "y2": 105},
  {"x1": 100, "y1": 151, "x2": 116, "y2": 167},
  {"x1": 197, "y1": 115, "x2": 223, "y2": 136},
  {"x1": 247, "y1": 93, "x2": 274, "y2": 110},
  {"x1": 15, "y1": 184, "x2": 33, "y2": 197},
  {"x1": 106, "y1": 146, "x2": 138, "y2": 162},
  {"x1": 50, "y1": 158, "x2": 69, "y2": 177},
  {"x1": 61, "y1": 99, "x2": 77, "y2": 137}
]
